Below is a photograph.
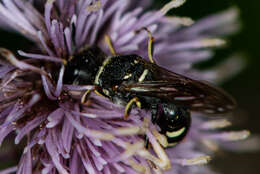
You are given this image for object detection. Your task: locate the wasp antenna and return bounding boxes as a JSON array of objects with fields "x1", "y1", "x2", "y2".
[
  {"x1": 135, "y1": 27, "x2": 156, "y2": 64},
  {"x1": 104, "y1": 34, "x2": 117, "y2": 56}
]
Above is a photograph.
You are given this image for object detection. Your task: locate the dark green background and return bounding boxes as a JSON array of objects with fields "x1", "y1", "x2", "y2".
[
  {"x1": 166, "y1": 0, "x2": 260, "y2": 174},
  {"x1": 0, "y1": 0, "x2": 259, "y2": 173}
]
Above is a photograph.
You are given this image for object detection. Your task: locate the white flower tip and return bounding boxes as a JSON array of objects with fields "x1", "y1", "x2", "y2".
[
  {"x1": 14, "y1": 138, "x2": 19, "y2": 145},
  {"x1": 17, "y1": 50, "x2": 24, "y2": 55},
  {"x1": 77, "y1": 133, "x2": 84, "y2": 139},
  {"x1": 202, "y1": 119, "x2": 232, "y2": 130},
  {"x1": 226, "y1": 7, "x2": 240, "y2": 19},
  {"x1": 181, "y1": 17, "x2": 194, "y2": 26},
  {"x1": 128, "y1": 159, "x2": 147, "y2": 173},
  {"x1": 37, "y1": 30, "x2": 42, "y2": 35},
  {"x1": 64, "y1": 27, "x2": 70, "y2": 34},
  {"x1": 46, "y1": 121, "x2": 55, "y2": 128},
  {"x1": 167, "y1": 16, "x2": 194, "y2": 26},
  {"x1": 137, "y1": 148, "x2": 171, "y2": 171},
  {"x1": 23, "y1": 147, "x2": 29, "y2": 154},
  {"x1": 223, "y1": 130, "x2": 250, "y2": 141},
  {"x1": 42, "y1": 168, "x2": 49, "y2": 174},
  {"x1": 0, "y1": 48, "x2": 15, "y2": 64},
  {"x1": 47, "y1": 0, "x2": 55, "y2": 4},
  {"x1": 152, "y1": 129, "x2": 168, "y2": 148},
  {"x1": 51, "y1": 19, "x2": 58, "y2": 25},
  {"x1": 63, "y1": 153, "x2": 70, "y2": 159},
  {"x1": 120, "y1": 141, "x2": 145, "y2": 160},
  {"x1": 201, "y1": 38, "x2": 226, "y2": 47},
  {"x1": 47, "y1": 115, "x2": 53, "y2": 122},
  {"x1": 114, "y1": 126, "x2": 143, "y2": 136},
  {"x1": 38, "y1": 139, "x2": 45, "y2": 145},
  {"x1": 83, "y1": 113, "x2": 97, "y2": 118},
  {"x1": 161, "y1": 0, "x2": 186, "y2": 15},
  {"x1": 202, "y1": 140, "x2": 219, "y2": 151},
  {"x1": 139, "y1": 131, "x2": 171, "y2": 170},
  {"x1": 71, "y1": 15, "x2": 77, "y2": 25},
  {"x1": 181, "y1": 156, "x2": 211, "y2": 166},
  {"x1": 30, "y1": 93, "x2": 41, "y2": 104},
  {"x1": 89, "y1": 130, "x2": 115, "y2": 140},
  {"x1": 212, "y1": 55, "x2": 246, "y2": 84}
]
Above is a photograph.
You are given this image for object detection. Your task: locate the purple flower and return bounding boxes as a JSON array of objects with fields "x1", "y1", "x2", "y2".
[{"x1": 0, "y1": 0, "x2": 255, "y2": 174}]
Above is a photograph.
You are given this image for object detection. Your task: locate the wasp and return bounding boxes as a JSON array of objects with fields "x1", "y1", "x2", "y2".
[{"x1": 63, "y1": 29, "x2": 236, "y2": 147}]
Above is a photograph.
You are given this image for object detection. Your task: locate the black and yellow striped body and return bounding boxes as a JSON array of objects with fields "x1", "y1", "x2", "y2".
[
  {"x1": 64, "y1": 46, "x2": 191, "y2": 146},
  {"x1": 64, "y1": 45, "x2": 236, "y2": 146}
]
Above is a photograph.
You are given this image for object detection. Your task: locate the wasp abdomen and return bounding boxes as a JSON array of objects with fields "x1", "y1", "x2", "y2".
[{"x1": 155, "y1": 103, "x2": 191, "y2": 146}]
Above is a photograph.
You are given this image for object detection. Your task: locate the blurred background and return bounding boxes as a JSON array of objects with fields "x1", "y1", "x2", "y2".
[{"x1": 0, "y1": 0, "x2": 259, "y2": 173}]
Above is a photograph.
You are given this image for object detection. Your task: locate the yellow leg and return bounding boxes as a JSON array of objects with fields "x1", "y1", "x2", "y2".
[
  {"x1": 94, "y1": 89, "x2": 105, "y2": 97},
  {"x1": 124, "y1": 97, "x2": 142, "y2": 119},
  {"x1": 81, "y1": 87, "x2": 105, "y2": 104},
  {"x1": 81, "y1": 89, "x2": 93, "y2": 104},
  {"x1": 136, "y1": 27, "x2": 156, "y2": 64},
  {"x1": 62, "y1": 59, "x2": 68, "y2": 65},
  {"x1": 105, "y1": 34, "x2": 117, "y2": 56}
]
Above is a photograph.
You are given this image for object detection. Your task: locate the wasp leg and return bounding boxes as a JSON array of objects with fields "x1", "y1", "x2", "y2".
[
  {"x1": 135, "y1": 27, "x2": 156, "y2": 64},
  {"x1": 81, "y1": 87, "x2": 105, "y2": 104},
  {"x1": 151, "y1": 104, "x2": 158, "y2": 124},
  {"x1": 124, "y1": 97, "x2": 142, "y2": 119},
  {"x1": 81, "y1": 89, "x2": 93, "y2": 104},
  {"x1": 104, "y1": 34, "x2": 117, "y2": 56},
  {"x1": 144, "y1": 135, "x2": 151, "y2": 149},
  {"x1": 94, "y1": 89, "x2": 105, "y2": 97}
]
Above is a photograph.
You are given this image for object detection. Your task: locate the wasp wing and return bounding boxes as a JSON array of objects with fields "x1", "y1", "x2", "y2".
[{"x1": 121, "y1": 61, "x2": 236, "y2": 114}]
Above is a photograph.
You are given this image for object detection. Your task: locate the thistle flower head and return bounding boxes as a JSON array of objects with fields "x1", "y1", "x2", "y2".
[{"x1": 0, "y1": 0, "x2": 254, "y2": 174}]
